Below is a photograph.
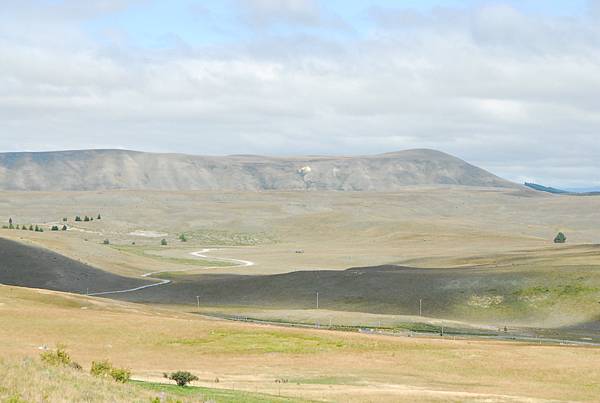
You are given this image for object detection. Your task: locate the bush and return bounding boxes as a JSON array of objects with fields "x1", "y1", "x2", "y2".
[
  {"x1": 75, "y1": 216, "x2": 81, "y2": 222},
  {"x1": 179, "y1": 234, "x2": 187, "y2": 242},
  {"x1": 84, "y1": 216, "x2": 90, "y2": 222},
  {"x1": 91, "y1": 360, "x2": 130, "y2": 383},
  {"x1": 97, "y1": 214, "x2": 102, "y2": 220},
  {"x1": 29, "y1": 225, "x2": 34, "y2": 231},
  {"x1": 161, "y1": 239, "x2": 168, "y2": 246},
  {"x1": 62, "y1": 225, "x2": 68, "y2": 231},
  {"x1": 164, "y1": 371, "x2": 199, "y2": 387},
  {"x1": 90, "y1": 360, "x2": 112, "y2": 377},
  {"x1": 110, "y1": 367, "x2": 131, "y2": 383},
  {"x1": 63, "y1": 217, "x2": 68, "y2": 222},
  {"x1": 51, "y1": 226, "x2": 59, "y2": 231},
  {"x1": 554, "y1": 232, "x2": 567, "y2": 244},
  {"x1": 40, "y1": 345, "x2": 72, "y2": 366},
  {"x1": 103, "y1": 239, "x2": 110, "y2": 245}
]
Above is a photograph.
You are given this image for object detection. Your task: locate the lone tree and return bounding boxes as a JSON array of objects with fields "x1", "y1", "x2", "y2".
[
  {"x1": 554, "y1": 232, "x2": 567, "y2": 244},
  {"x1": 161, "y1": 239, "x2": 168, "y2": 246},
  {"x1": 163, "y1": 371, "x2": 198, "y2": 387},
  {"x1": 97, "y1": 214, "x2": 101, "y2": 220}
]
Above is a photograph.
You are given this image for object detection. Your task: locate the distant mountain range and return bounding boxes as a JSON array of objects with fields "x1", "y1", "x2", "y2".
[
  {"x1": 0, "y1": 148, "x2": 519, "y2": 191},
  {"x1": 524, "y1": 182, "x2": 600, "y2": 196}
]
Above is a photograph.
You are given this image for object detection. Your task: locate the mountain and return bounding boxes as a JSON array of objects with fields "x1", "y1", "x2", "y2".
[
  {"x1": 0, "y1": 148, "x2": 518, "y2": 191},
  {"x1": 525, "y1": 182, "x2": 600, "y2": 196},
  {"x1": 524, "y1": 182, "x2": 570, "y2": 194}
]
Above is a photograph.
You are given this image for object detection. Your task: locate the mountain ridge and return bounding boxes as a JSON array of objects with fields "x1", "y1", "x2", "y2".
[{"x1": 0, "y1": 148, "x2": 519, "y2": 191}]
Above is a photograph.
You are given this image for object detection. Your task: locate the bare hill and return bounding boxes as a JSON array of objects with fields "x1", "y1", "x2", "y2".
[{"x1": 0, "y1": 148, "x2": 517, "y2": 191}]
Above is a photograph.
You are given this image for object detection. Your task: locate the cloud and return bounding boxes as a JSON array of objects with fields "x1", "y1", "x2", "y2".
[
  {"x1": 0, "y1": 1, "x2": 600, "y2": 186},
  {"x1": 235, "y1": 0, "x2": 323, "y2": 27}
]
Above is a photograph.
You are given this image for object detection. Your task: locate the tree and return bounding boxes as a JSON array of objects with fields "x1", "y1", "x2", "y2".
[
  {"x1": 163, "y1": 371, "x2": 199, "y2": 387},
  {"x1": 103, "y1": 239, "x2": 110, "y2": 245},
  {"x1": 84, "y1": 216, "x2": 90, "y2": 222},
  {"x1": 51, "y1": 226, "x2": 59, "y2": 231},
  {"x1": 22, "y1": 225, "x2": 27, "y2": 231},
  {"x1": 554, "y1": 232, "x2": 567, "y2": 244},
  {"x1": 161, "y1": 239, "x2": 167, "y2": 246},
  {"x1": 8, "y1": 218, "x2": 12, "y2": 225},
  {"x1": 75, "y1": 216, "x2": 81, "y2": 222},
  {"x1": 97, "y1": 214, "x2": 102, "y2": 220},
  {"x1": 62, "y1": 217, "x2": 68, "y2": 222},
  {"x1": 29, "y1": 225, "x2": 34, "y2": 231},
  {"x1": 62, "y1": 225, "x2": 67, "y2": 231},
  {"x1": 179, "y1": 234, "x2": 187, "y2": 242}
]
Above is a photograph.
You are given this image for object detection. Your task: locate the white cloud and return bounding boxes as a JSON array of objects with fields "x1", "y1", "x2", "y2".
[{"x1": 0, "y1": 2, "x2": 599, "y2": 186}]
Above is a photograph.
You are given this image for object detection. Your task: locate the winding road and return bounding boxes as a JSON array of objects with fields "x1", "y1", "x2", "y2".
[{"x1": 88, "y1": 248, "x2": 254, "y2": 296}]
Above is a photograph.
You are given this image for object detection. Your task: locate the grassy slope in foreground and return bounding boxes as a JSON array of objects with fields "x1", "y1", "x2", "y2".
[
  {"x1": 0, "y1": 358, "x2": 302, "y2": 403},
  {"x1": 1, "y1": 285, "x2": 600, "y2": 402}
]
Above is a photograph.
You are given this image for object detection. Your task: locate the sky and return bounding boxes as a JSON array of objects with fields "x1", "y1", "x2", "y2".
[{"x1": 1, "y1": 0, "x2": 600, "y2": 187}]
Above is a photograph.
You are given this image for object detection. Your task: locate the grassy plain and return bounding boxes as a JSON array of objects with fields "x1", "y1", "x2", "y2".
[
  {"x1": 2, "y1": 187, "x2": 600, "y2": 400},
  {"x1": 1, "y1": 284, "x2": 600, "y2": 402}
]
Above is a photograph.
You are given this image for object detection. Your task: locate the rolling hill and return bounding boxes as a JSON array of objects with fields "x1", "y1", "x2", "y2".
[{"x1": 0, "y1": 148, "x2": 517, "y2": 191}]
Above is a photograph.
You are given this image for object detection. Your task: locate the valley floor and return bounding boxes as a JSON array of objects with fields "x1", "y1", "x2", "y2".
[{"x1": 1, "y1": 284, "x2": 600, "y2": 402}]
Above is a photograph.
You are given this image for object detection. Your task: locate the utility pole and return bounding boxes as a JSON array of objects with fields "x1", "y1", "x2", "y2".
[
  {"x1": 196, "y1": 296, "x2": 200, "y2": 312},
  {"x1": 419, "y1": 299, "x2": 422, "y2": 317}
]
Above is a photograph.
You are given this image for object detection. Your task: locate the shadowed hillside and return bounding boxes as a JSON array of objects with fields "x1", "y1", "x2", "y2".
[
  {"x1": 0, "y1": 148, "x2": 517, "y2": 191},
  {"x1": 0, "y1": 238, "x2": 150, "y2": 294}
]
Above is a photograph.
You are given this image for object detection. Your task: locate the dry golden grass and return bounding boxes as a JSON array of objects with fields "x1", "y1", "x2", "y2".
[{"x1": 1, "y1": 284, "x2": 600, "y2": 402}]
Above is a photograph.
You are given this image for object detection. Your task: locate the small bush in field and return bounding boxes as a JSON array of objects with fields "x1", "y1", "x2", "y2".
[
  {"x1": 110, "y1": 367, "x2": 131, "y2": 383},
  {"x1": 164, "y1": 371, "x2": 199, "y2": 387},
  {"x1": 91, "y1": 360, "x2": 130, "y2": 383},
  {"x1": 40, "y1": 345, "x2": 77, "y2": 368},
  {"x1": 90, "y1": 360, "x2": 112, "y2": 377}
]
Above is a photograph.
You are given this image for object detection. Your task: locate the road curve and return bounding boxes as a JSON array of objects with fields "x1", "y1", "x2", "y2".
[{"x1": 88, "y1": 248, "x2": 253, "y2": 296}]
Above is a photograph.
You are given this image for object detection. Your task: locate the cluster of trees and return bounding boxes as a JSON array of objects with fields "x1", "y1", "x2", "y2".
[
  {"x1": 3, "y1": 218, "x2": 44, "y2": 232},
  {"x1": 3, "y1": 214, "x2": 103, "y2": 232},
  {"x1": 75, "y1": 214, "x2": 101, "y2": 222}
]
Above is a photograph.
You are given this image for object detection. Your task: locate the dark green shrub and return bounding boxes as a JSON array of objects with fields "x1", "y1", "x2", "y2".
[
  {"x1": 62, "y1": 225, "x2": 67, "y2": 231},
  {"x1": 161, "y1": 239, "x2": 168, "y2": 246},
  {"x1": 97, "y1": 214, "x2": 102, "y2": 220},
  {"x1": 75, "y1": 216, "x2": 81, "y2": 222},
  {"x1": 179, "y1": 234, "x2": 187, "y2": 242},
  {"x1": 84, "y1": 216, "x2": 90, "y2": 222},
  {"x1": 51, "y1": 226, "x2": 59, "y2": 231},
  {"x1": 554, "y1": 232, "x2": 567, "y2": 244},
  {"x1": 164, "y1": 371, "x2": 199, "y2": 387},
  {"x1": 103, "y1": 239, "x2": 110, "y2": 245}
]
